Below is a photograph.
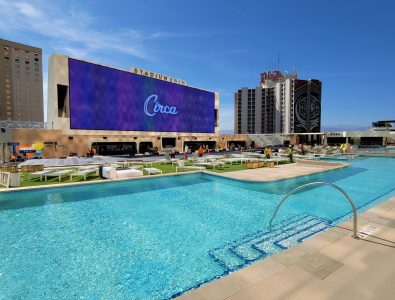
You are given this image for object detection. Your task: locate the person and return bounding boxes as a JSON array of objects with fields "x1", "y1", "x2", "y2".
[
  {"x1": 184, "y1": 145, "x2": 189, "y2": 160},
  {"x1": 301, "y1": 144, "x2": 306, "y2": 155},
  {"x1": 264, "y1": 147, "x2": 271, "y2": 159},
  {"x1": 340, "y1": 143, "x2": 344, "y2": 153},
  {"x1": 198, "y1": 146, "x2": 204, "y2": 157},
  {"x1": 205, "y1": 145, "x2": 210, "y2": 156},
  {"x1": 170, "y1": 147, "x2": 176, "y2": 159},
  {"x1": 288, "y1": 145, "x2": 294, "y2": 163},
  {"x1": 87, "y1": 147, "x2": 95, "y2": 157},
  {"x1": 345, "y1": 143, "x2": 351, "y2": 153}
]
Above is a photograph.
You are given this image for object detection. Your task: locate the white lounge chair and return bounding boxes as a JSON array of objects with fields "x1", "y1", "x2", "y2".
[
  {"x1": 144, "y1": 167, "x2": 163, "y2": 175},
  {"x1": 156, "y1": 153, "x2": 178, "y2": 165},
  {"x1": 175, "y1": 160, "x2": 205, "y2": 172},
  {"x1": 44, "y1": 169, "x2": 74, "y2": 182},
  {"x1": 28, "y1": 169, "x2": 55, "y2": 181},
  {"x1": 70, "y1": 168, "x2": 98, "y2": 181}
]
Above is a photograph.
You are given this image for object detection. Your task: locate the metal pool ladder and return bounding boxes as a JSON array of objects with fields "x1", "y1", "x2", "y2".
[{"x1": 269, "y1": 182, "x2": 359, "y2": 239}]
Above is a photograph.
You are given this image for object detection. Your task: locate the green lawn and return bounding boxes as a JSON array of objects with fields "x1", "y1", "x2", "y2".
[{"x1": 2, "y1": 160, "x2": 291, "y2": 189}]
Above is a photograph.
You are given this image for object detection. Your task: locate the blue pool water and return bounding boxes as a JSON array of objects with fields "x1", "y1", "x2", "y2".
[
  {"x1": 1, "y1": 157, "x2": 395, "y2": 299},
  {"x1": 355, "y1": 146, "x2": 395, "y2": 153}
]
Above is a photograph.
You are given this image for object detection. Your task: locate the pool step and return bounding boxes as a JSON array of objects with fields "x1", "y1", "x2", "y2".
[
  {"x1": 209, "y1": 214, "x2": 331, "y2": 273},
  {"x1": 236, "y1": 217, "x2": 324, "y2": 259},
  {"x1": 230, "y1": 215, "x2": 318, "y2": 262},
  {"x1": 274, "y1": 221, "x2": 330, "y2": 249}
]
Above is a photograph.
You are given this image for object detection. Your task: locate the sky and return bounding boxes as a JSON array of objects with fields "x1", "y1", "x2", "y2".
[{"x1": 0, "y1": 0, "x2": 394, "y2": 131}]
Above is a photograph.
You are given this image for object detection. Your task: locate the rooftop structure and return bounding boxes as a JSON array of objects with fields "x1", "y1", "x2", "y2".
[{"x1": 372, "y1": 120, "x2": 395, "y2": 129}]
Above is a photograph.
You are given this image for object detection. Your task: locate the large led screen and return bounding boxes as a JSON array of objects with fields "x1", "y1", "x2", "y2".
[{"x1": 68, "y1": 58, "x2": 215, "y2": 132}]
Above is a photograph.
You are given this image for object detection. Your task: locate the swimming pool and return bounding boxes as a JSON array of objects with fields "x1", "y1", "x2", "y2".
[
  {"x1": 1, "y1": 157, "x2": 395, "y2": 299},
  {"x1": 354, "y1": 146, "x2": 395, "y2": 154}
]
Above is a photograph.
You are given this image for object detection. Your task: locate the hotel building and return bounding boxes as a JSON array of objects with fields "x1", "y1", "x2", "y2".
[
  {"x1": 0, "y1": 38, "x2": 43, "y2": 122},
  {"x1": 234, "y1": 71, "x2": 322, "y2": 135}
]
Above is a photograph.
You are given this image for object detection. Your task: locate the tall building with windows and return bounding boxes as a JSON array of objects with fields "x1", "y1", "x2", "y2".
[
  {"x1": 234, "y1": 71, "x2": 321, "y2": 134},
  {"x1": 0, "y1": 38, "x2": 43, "y2": 122}
]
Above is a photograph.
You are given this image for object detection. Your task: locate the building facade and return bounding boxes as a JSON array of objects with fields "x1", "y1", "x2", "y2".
[
  {"x1": 0, "y1": 38, "x2": 43, "y2": 122},
  {"x1": 234, "y1": 71, "x2": 321, "y2": 134},
  {"x1": 44, "y1": 54, "x2": 224, "y2": 155},
  {"x1": 0, "y1": 53, "x2": 247, "y2": 161}
]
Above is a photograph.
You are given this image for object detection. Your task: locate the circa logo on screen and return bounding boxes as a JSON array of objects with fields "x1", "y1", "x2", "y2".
[{"x1": 143, "y1": 94, "x2": 178, "y2": 117}]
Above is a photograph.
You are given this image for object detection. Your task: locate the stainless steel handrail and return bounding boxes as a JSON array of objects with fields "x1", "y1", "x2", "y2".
[{"x1": 269, "y1": 181, "x2": 359, "y2": 239}]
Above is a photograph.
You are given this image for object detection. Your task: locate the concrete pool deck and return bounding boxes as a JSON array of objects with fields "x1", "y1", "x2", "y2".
[
  {"x1": 178, "y1": 196, "x2": 395, "y2": 300},
  {"x1": 210, "y1": 159, "x2": 349, "y2": 182}
]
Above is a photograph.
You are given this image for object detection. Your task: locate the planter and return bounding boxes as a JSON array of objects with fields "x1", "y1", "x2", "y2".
[
  {"x1": 258, "y1": 161, "x2": 265, "y2": 168},
  {"x1": 267, "y1": 161, "x2": 275, "y2": 168},
  {"x1": 1, "y1": 166, "x2": 18, "y2": 172},
  {"x1": 33, "y1": 165, "x2": 44, "y2": 171}
]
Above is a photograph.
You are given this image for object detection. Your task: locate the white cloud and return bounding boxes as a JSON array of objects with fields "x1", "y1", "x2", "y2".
[
  {"x1": 14, "y1": 2, "x2": 42, "y2": 18},
  {"x1": 0, "y1": 0, "x2": 152, "y2": 60}
]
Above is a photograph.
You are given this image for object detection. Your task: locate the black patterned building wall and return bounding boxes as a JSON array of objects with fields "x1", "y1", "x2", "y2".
[{"x1": 293, "y1": 79, "x2": 321, "y2": 133}]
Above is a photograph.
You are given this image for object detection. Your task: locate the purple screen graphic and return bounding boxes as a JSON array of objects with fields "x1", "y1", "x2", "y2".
[{"x1": 68, "y1": 59, "x2": 215, "y2": 132}]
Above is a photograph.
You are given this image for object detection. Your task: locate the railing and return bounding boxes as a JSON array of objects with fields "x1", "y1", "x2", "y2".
[
  {"x1": 269, "y1": 181, "x2": 359, "y2": 239},
  {"x1": 0, "y1": 171, "x2": 11, "y2": 188}
]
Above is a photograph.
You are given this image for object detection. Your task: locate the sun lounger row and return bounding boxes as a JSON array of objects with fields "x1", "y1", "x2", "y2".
[{"x1": 28, "y1": 167, "x2": 99, "y2": 182}]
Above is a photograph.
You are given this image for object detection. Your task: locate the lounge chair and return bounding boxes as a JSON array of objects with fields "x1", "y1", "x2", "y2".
[
  {"x1": 44, "y1": 169, "x2": 74, "y2": 182},
  {"x1": 194, "y1": 161, "x2": 224, "y2": 169},
  {"x1": 175, "y1": 160, "x2": 205, "y2": 172},
  {"x1": 156, "y1": 153, "x2": 175, "y2": 165},
  {"x1": 144, "y1": 167, "x2": 163, "y2": 175},
  {"x1": 28, "y1": 169, "x2": 55, "y2": 181},
  {"x1": 69, "y1": 168, "x2": 98, "y2": 181}
]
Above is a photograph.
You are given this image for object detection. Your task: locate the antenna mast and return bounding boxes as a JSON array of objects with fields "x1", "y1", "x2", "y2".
[{"x1": 277, "y1": 53, "x2": 280, "y2": 71}]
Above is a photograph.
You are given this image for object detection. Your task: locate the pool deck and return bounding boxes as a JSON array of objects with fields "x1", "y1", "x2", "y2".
[
  {"x1": 177, "y1": 196, "x2": 395, "y2": 300},
  {"x1": 209, "y1": 159, "x2": 349, "y2": 182}
]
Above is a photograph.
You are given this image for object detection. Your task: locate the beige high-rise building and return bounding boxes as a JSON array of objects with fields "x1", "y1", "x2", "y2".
[{"x1": 0, "y1": 38, "x2": 43, "y2": 122}]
